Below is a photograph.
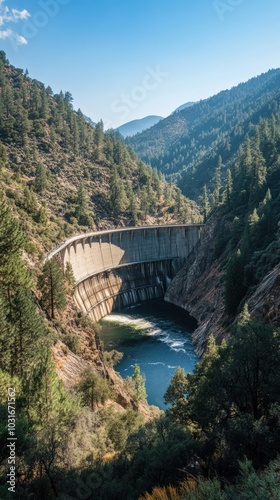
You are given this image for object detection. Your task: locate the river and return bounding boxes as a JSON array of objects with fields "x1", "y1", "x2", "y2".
[{"x1": 99, "y1": 300, "x2": 198, "y2": 409}]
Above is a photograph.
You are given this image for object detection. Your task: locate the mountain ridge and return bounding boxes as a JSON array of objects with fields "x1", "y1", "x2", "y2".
[
  {"x1": 127, "y1": 68, "x2": 280, "y2": 199},
  {"x1": 116, "y1": 115, "x2": 164, "y2": 137}
]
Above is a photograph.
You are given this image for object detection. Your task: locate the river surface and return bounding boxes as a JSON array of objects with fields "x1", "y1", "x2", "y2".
[{"x1": 99, "y1": 300, "x2": 198, "y2": 409}]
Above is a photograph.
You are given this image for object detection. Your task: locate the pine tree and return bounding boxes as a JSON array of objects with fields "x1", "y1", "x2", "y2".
[
  {"x1": 164, "y1": 366, "x2": 188, "y2": 407},
  {"x1": 0, "y1": 140, "x2": 8, "y2": 171},
  {"x1": 76, "y1": 368, "x2": 111, "y2": 411},
  {"x1": 0, "y1": 290, "x2": 12, "y2": 372},
  {"x1": 39, "y1": 257, "x2": 67, "y2": 319},
  {"x1": 201, "y1": 185, "x2": 210, "y2": 222},
  {"x1": 132, "y1": 364, "x2": 147, "y2": 402},
  {"x1": 74, "y1": 182, "x2": 94, "y2": 226},
  {"x1": 23, "y1": 186, "x2": 38, "y2": 216},
  {"x1": 225, "y1": 168, "x2": 233, "y2": 209},
  {"x1": 249, "y1": 127, "x2": 267, "y2": 206},
  {"x1": 10, "y1": 288, "x2": 45, "y2": 378},
  {"x1": 94, "y1": 120, "x2": 104, "y2": 147},
  {"x1": 34, "y1": 163, "x2": 48, "y2": 193},
  {"x1": 224, "y1": 249, "x2": 246, "y2": 316},
  {"x1": 212, "y1": 156, "x2": 222, "y2": 206},
  {"x1": 127, "y1": 181, "x2": 138, "y2": 225},
  {"x1": 110, "y1": 167, "x2": 128, "y2": 216},
  {"x1": 0, "y1": 193, "x2": 30, "y2": 294}
]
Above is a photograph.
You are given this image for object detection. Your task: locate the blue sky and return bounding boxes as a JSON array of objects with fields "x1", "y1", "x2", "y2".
[{"x1": 1, "y1": 0, "x2": 280, "y2": 128}]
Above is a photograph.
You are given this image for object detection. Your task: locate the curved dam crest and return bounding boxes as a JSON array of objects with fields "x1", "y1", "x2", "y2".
[{"x1": 47, "y1": 225, "x2": 203, "y2": 322}]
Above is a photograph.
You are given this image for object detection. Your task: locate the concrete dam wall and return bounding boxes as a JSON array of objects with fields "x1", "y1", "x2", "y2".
[{"x1": 47, "y1": 225, "x2": 202, "y2": 322}]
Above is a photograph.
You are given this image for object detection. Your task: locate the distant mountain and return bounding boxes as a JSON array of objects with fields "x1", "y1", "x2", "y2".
[
  {"x1": 174, "y1": 101, "x2": 196, "y2": 113},
  {"x1": 116, "y1": 115, "x2": 163, "y2": 137},
  {"x1": 127, "y1": 69, "x2": 280, "y2": 199}
]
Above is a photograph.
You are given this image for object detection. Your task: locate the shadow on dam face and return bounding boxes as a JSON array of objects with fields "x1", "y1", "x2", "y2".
[{"x1": 46, "y1": 225, "x2": 203, "y2": 322}]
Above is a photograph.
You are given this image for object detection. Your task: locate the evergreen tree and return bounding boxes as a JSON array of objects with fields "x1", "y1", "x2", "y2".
[
  {"x1": 95, "y1": 120, "x2": 104, "y2": 147},
  {"x1": 39, "y1": 257, "x2": 67, "y2": 319},
  {"x1": 224, "y1": 249, "x2": 246, "y2": 316},
  {"x1": 0, "y1": 193, "x2": 30, "y2": 294},
  {"x1": 212, "y1": 156, "x2": 222, "y2": 206},
  {"x1": 34, "y1": 163, "x2": 48, "y2": 193},
  {"x1": 132, "y1": 364, "x2": 147, "y2": 402},
  {"x1": 201, "y1": 185, "x2": 210, "y2": 222},
  {"x1": 76, "y1": 368, "x2": 111, "y2": 411},
  {"x1": 0, "y1": 140, "x2": 8, "y2": 170},
  {"x1": 249, "y1": 127, "x2": 267, "y2": 206},
  {"x1": 74, "y1": 182, "x2": 94, "y2": 226},
  {"x1": 127, "y1": 181, "x2": 138, "y2": 225},
  {"x1": 10, "y1": 288, "x2": 45, "y2": 378},
  {"x1": 225, "y1": 168, "x2": 233, "y2": 209},
  {"x1": 0, "y1": 290, "x2": 12, "y2": 372},
  {"x1": 23, "y1": 186, "x2": 38, "y2": 217},
  {"x1": 110, "y1": 167, "x2": 128, "y2": 216}
]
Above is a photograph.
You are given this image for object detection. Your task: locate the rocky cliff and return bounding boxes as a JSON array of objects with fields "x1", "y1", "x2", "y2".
[
  {"x1": 165, "y1": 218, "x2": 280, "y2": 356},
  {"x1": 164, "y1": 216, "x2": 226, "y2": 355}
]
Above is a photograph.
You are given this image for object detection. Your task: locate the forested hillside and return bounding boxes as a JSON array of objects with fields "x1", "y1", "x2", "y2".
[
  {"x1": 0, "y1": 49, "x2": 280, "y2": 499},
  {"x1": 0, "y1": 50, "x2": 199, "y2": 254},
  {"x1": 166, "y1": 108, "x2": 280, "y2": 351},
  {"x1": 127, "y1": 68, "x2": 280, "y2": 199},
  {"x1": 0, "y1": 51, "x2": 198, "y2": 498},
  {"x1": 69, "y1": 87, "x2": 280, "y2": 500}
]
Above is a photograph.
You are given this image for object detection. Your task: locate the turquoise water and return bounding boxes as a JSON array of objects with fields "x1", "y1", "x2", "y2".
[{"x1": 99, "y1": 300, "x2": 198, "y2": 409}]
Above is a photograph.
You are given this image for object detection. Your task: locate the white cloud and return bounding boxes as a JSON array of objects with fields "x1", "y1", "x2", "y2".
[
  {"x1": 11, "y1": 8, "x2": 30, "y2": 21},
  {"x1": 0, "y1": 27, "x2": 12, "y2": 39},
  {"x1": 15, "y1": 33, "x2": 27, "y2": 45},
  {"x1": 0, "y1": 1, "x2": 30, "y2": 45}
]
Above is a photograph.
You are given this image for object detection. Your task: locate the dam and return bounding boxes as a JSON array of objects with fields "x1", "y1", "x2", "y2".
[{"x1": 47, "y1": 224, "x2": 202, "y2": 322}]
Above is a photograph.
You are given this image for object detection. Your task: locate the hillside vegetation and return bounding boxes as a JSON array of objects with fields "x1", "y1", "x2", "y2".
[
  {"x1": 0, "y1": 51, "x2": 198, "y2": 498},
  {"x1": 0, "y1": 50, "x2": 280, "y2": 499},
  {"x1": 0, "y1": 50, "x2": 200, "y2": 255},
  {"x1": 127, "y1": 68, "x2": 280, "y2": 199}
]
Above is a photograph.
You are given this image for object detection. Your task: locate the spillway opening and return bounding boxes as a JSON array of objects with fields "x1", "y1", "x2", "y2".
[{"x1": 99, "y1": 299, "x2": 198, "y2": 409}]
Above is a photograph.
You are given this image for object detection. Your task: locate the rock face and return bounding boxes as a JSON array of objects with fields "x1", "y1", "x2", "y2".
[
  {"x1": 165, "y1": 219, "x2": 280, "y2": 356},
  {"x1": 248, "y1": 263, "x2": 280, "y2": 325},
  {"x1": 52, "y1": 340, "x2": 90, "y2": 388},
  {"x1": 165, "y1": 217, "x2": 227, "y2": 356}
]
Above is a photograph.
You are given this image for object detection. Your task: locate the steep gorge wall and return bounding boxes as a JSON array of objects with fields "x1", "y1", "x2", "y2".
[
  {"x1": 48, "y1": 225, "x2": 202, "y2": 322},
  {"x1": 165, "y1": 218, "x2": 224, "y2": 356},
  {"x1": 165, "y1": 217, "x2": 280, "y2": 356}
]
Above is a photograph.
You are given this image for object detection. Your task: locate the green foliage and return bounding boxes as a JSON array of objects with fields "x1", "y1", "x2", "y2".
[
  {"x1": 132, "y1": 364, "x2": 147, "y2": 402},
  {"x1": 181, "y1": 478, "x2": 225, "y2": 500},
  {"x1": 1, "y1": 51, "x2": 280, "y2": 499},
  {"x1": 164, "y1": 367, "x2": 188, "y2": 423},
  {"x1": 104, "y1": 349, "x2": 124, "y2": 368},
  {"x1": 0, "y1": 52, "x2": 200, "y2": 232},
  {"x1": 63, "y1": 332, "x2": 81, "y2": 354},
  {"x1": 39, "y1": 257, "x2": 67, "y2": 318},
  {"x1": 9, "y1": 287, "x2": 45, "y2": 377},
  {"x1": 0, "y1": 192, "x2": 30, "y2": 292},
  {"x1": 74, "y1": 182, "x2": 94, "y2": 226},
  {"x1": 224, "y1": 248, "x2": 247, "y2": 316},
  {"x1": 106, "y1": 409, "x2": 143, "y2": 451},
  {"x1": 201, "y1": 185, "x2": 210, "y2": 222},
  {"x1": 76, "y1": 368, "x2": 112, "y2": 410},
  {"x1": 0, "y1": 140, "x2": 8, "y2": 170},
  {"x1": 128, "y1": 69, "x2": 280, "y2": 200},
  {"x1": 64, "y1": 261, "x2": 76, "y2": 290},
  {"x1": 34, "y1": 163, "x2": 48, "y2": 193},
  {"x1": 166, "y1": 320, "x2": 280, "y2": 474}
]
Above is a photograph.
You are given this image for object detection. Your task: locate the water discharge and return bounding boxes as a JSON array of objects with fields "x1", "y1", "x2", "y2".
[{"x1": 99, "y1": 300, "x2": 198, "y2": 409}]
